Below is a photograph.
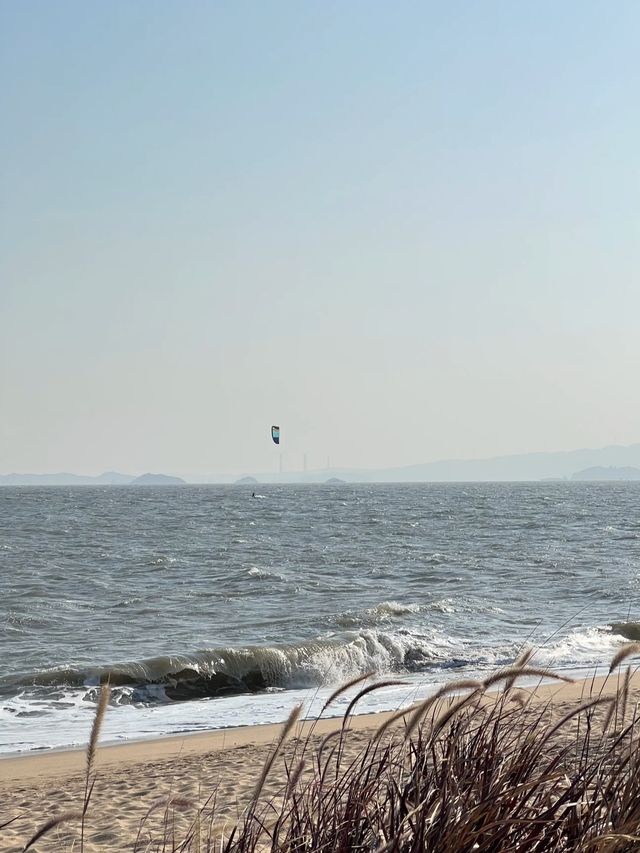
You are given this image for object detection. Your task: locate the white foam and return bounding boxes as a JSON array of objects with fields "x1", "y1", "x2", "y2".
[
  {"x1": 0, "y1": 674, "x2": 444, "y2": 755},
  {"x1": 246, "y1": 566, "x2": 284, "y2": 580},
  {"x1": 533, "y1": 626, "x2": 623, "y2": 668}
]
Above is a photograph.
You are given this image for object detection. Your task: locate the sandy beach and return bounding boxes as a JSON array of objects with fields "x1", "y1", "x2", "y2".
[
  {"x1": 1, "y1": 714, "x2": 392, "y2": 852},
  {"x1": 2, "y1": 670, "x2": 637, "y2": 852}
]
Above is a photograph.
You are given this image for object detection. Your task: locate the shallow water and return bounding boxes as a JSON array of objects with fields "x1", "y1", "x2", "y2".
[{"x1": 1, "y1": 482, "x2": 639, "y2": 754}]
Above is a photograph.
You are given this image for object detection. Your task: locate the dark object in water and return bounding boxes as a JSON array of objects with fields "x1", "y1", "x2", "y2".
[
  {"x1": 611, "y1": 622, "x2": 640, "y2": 641},
  {"x1": 162, "y1": 669, "x2": 268, "y2": 701}
]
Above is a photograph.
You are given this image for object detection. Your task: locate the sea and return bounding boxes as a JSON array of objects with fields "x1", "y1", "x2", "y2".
[{"x1": 1, "y1": 482, "x2": 639, "y2": 757}]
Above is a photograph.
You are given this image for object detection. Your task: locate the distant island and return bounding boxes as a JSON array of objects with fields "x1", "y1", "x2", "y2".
[
  {"x1": 130, "y1": 473, "x2": 186, "y2": 485},
  {"x1": 235, "y1": 476, "x2": 259, "y2": 485},
  {"x1": 571, "y1": 466, "x2": 640, "y2": 481}
]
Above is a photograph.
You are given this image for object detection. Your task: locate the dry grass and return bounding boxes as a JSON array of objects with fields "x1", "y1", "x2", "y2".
[{"x1": 12, "y1": 654, "x2": 640, "y2": 852}]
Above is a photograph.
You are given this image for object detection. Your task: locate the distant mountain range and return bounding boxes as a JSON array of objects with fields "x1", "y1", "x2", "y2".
[
  {"x1": 571, "y1": 466, "x2": 640, "y2": 481},
  {"x1": 4, "y1": 444, "x2": 640, "y2": 485},
  {"x1": 359, "y1": 444, "x2": 640, "y2": 483},
  {"x1": 229, "y1": 442, "x2": 640, "y2": 484},
  {"x1": 0, "y1": 472, "x2": 186, "y2": 486}
]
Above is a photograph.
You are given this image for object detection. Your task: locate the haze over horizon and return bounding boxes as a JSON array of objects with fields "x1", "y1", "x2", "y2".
[
  {"x1": 2, "y1": 2, "x2": 639, "y2": 476},
  {"x1": 3, "y1": 439, "x2": 640, "y2": 485}
]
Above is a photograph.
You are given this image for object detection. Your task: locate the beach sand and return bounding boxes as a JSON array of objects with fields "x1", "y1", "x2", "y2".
[{"x1": 1, "y1": 671, "x2": 636, "y2": 852}]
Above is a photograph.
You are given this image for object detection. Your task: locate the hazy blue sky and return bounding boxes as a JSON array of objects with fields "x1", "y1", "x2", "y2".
[{"x1": 1, "y1": 2, "x2": 639, "y2": 477}]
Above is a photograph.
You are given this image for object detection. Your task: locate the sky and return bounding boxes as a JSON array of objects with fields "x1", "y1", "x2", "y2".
[{"x1": 1, "y1": 1, "x2": 639, "y2": 477}]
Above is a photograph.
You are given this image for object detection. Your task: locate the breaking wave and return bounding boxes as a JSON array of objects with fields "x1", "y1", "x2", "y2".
[
  {"x1": 2, "y1": 623, "x2": 633, "y2": 711},
  {"x1": 4, "y1": 619, "x2": 630, "y2": 710},
  {"x1": 0, "y1": 628, "x2": 465, "y2": 706}
]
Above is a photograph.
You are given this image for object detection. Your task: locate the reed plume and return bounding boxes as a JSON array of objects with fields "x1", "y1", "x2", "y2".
[
  {"x1": 250, "y1": 703, "x2": 302, "y2": 809},
  {"x1": 86, "y1": 683, "x2": 111, "y2": 778},
  {"x1": 81, "y1": 683, "x2": 111, "y2": 852},
  {"x1": 319, "y1": 671, "x2": 375, "y2": 717},
  {"x1": 609, "y1": 642, "x2": 640, "y2": 673},
  {"x1": 23, "y1": 811, "x2": 82, "y2": 852}
]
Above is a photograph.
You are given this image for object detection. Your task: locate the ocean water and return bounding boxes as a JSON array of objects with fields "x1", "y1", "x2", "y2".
[{"x1": 1, "y1": 482, "x2": 639, "y2": 756}]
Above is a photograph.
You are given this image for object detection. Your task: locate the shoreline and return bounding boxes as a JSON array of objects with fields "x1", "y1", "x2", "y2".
[
  {"x1": 0, "y1": 663, "x2": 612, "y2": 765},
  {"x1": 0, "y1": 669, "x2": 621, "y2": 784},
  {"x1": 0, "y1": 708, "x2": 394, "y2": 784}
]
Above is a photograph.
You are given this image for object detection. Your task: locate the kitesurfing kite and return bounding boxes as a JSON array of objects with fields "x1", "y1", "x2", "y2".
[{"x1": 271, "y1": 425, "x2": 280, "y2": 445}]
